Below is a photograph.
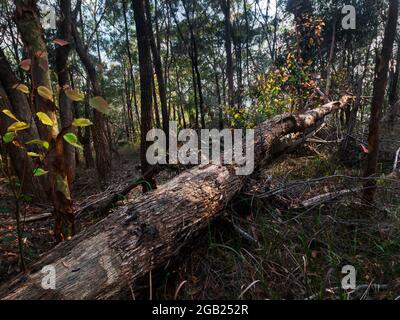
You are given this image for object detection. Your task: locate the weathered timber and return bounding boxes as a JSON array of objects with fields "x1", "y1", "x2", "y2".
[{"x1": 0, "y1": 98, "x2": 349, "y2": 299}]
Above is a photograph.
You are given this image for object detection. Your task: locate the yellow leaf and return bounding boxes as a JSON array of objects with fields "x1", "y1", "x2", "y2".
[
  {"x1": 12, "y1": 84, "x2": 29, "y2": 94},
  {"x1": 37, "y1": 86, "x2": 53, "y2": 102},
  {"x1": 36, "y1": 112, "x2": 54, "y2": 126},
  {"x1": 89, "y1": 96, "x2": 111, "y2": 115},
  {"x1": 2, "y1": 109, "x2": 19, "y2": 122},
  {"x1": 7, "y1": 121, "x2": 30, "y2": 132},
  {"x1": 65, "y1": 88, "x2": 85, "y2": 102},
  {"x1": 72, "y1": 118, "x2": 93, "y2": 127},
  {"x1": 27, "y1": 152, "x2": 41, "y2": 157}
]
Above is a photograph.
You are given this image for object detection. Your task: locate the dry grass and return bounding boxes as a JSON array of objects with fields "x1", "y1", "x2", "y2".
[{"x1": 156, "y1": 144, "x2": 400, "y2": 300}]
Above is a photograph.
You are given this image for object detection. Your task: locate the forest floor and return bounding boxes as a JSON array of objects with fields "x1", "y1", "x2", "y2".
[{"x1": 0, "y1": 128, "x2": 399, "y2": 300}]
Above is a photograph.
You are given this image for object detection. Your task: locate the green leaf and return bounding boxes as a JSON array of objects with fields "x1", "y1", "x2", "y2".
[
  {"x1": 72, "y1": 118, "x2": 93, "y2": 127},
  {"x1": 36, "y1": 112, "x2": 54, "y2": 126},
  {"x1": 2, "y1": 109, "x2": 19, "y2": 122},
  {"x1": 37, "y1": 86, "x2": 53, "y2": 102},
  {"x1": 65, "y1": 88, "x2": 85, "y2": 102},
  {"x1": 12, "y1": 83, "x2": 29, "y2": 94},
  {"x1": 26, "y1": 139, "x2": 50, "y2": 150},
  {"x1": 33, "y1": 168, "x2": 48, "y2": 177},
  {"x1": 63, "y1": 133, "x2": 83, "y2": 150},
  {"x1": 89, "y1": 96, "x2": 110, "y2": 115},
  {"x1": 7, "y1": 121, "x2": 30, "y2": 132},
  {"x1": 2, "y1": 132, "x2": 15, "y2": 143}
]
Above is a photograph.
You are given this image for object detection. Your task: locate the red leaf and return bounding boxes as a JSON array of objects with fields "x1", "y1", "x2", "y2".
[
  {"x1": 20, "y1": 58, "x2": 31, "y2": 71},
  {"x1": 360, "y1": 144, "x2": 369, "y2": 154},
  {"x1": 53, "y1": 38, "x2": 69, "y2": 46}
]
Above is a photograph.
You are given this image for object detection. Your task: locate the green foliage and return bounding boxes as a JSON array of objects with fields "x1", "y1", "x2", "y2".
[
  {"x1": 2, "y1": 132, "x2": 15, "y2": 143},
  {"x1": 63, "y1": 133, "x2": 83, "y2": 150},
  {"x1": 26, "y1": 139, "x2": 49, "y2": 150},
  {"x1": 33, "y1": 168, "x2": 48, "y2": 177}
]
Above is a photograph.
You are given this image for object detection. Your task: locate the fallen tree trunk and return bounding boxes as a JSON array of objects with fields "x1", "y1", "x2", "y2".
[{"x1": 0, "y1": 98, "x2": 349, "y2": 299}]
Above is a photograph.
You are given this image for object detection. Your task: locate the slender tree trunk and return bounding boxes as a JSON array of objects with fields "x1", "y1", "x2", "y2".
[
  {"x1": 325, "y1": 16, "x2": 337, "y2": 98},
  {"x1": 182, "y1": 1, "x2": 205, "y2": 128},
  {"x1": 145, "y1": 0, "x2": 169, "y2": 145},
  {"x1": 363, "y1": 0, "x2": 398, "y2": 203},
  {"x1": 132, "y1": 0, "x2": 156, "y2": 191},
  {"x1": 222, "y1": 0, "x2": 234, "y2": 109},
  {"x1": 388, "y1": 39, "x2": 400, "y2": 107},
  {"x1": 122, "y1": 0, "x2": 141, "y2": 128},
  {"x1": 215, "y1": 71, "x2": 223, "y2": 130},
  {"x1": 152, "y1": 74, "x2": 161, "y2": 128},
  {"x1": 55, "y1": 0, "x2": 75, "y2": 184},
  {"x1": 71, "y1": 18, "x2": 112, "y2": 186}
]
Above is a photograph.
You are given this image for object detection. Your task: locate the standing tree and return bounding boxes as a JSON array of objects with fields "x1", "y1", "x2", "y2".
[
  {"x1": 132, "y1": 0, "x2": 156, "y2": 190},
  {"x1": 363, "y1": 0, "x2": 398, "y2": 203},
  {"x1": 222, "y1": 0, "x2": 235, "y2": 109}
]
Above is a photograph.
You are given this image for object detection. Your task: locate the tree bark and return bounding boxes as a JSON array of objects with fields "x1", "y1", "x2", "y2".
[
  {"x1": 145, "y1": 0, "x2": 169, "y2": 145},
  {"x1": 55, "y1": 0, "x2": 75, "y2": 184},
  {"x1": 15, "y1": 0, "x2": 75, "y2": 240},
  {"x1": 388, "y1": 38, "x2": 400, "y2": 107},
  {"x1": 222, "y1": 0, "x2": 234, "y2": 109},
  {"x1": 0, "y1": 98, "x2": 350, "y2": 299},
  {"x1": 15, "y1": 0, "x2": 58, "y2": 141},
  {"x1": 71, "y1": 18, "x2": 112, "y2": 185},
  {"x1": 363, "y1": 0, "x2": 398, "y2": 203},
  {"x1": 0, "y1": 49, "x2": 46, "y2": 200},
  {"x1": 122, "y1": 0, "x2": 140, "y2": 129},
  {"x1": 132, "y1": 0, "x2": 156, "y2": 191}
]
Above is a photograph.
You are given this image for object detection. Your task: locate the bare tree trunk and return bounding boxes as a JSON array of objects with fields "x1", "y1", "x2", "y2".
[
  {"x1": 145, "y1": 0, "x2": 169, "y2": 145},
  {"x1": 55, "y1": 0, "x2": 75, "y2": 183},
  {"x1": 0, "y1": 98, "x2": 349, "y2": 300},
  {"x1": 325, "y1": 16, "x2": 337, "y2": 98},
  {"x1": 363, "y1": 0, "x2": 398, "y2": 203},
  {"x1": 388, "y1": 39, "x2": 400, "y2": 107},
  {"x1": 71, "y1": 17, "x2": 112, "y2": 186},
  {"x1": 122, "y1": 0, "x2": 140, "y2": 128},
  {"x1": 182, "y1": 1, "x2": 205, "y2": 128},
  {"x1": 152, "y1": 74, "x2": 161, "y2": 128},
  {"x1": 222, "y1": 0, "x2": 235, "y2": 109},
  {"x1": 132, "y1": 0, "x2": 156, "y2": 191}
]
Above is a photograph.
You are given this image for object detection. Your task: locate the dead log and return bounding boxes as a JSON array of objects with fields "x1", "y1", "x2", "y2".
[{"x1": 0, "y1": 98, "x2": 350, "y2": 299}]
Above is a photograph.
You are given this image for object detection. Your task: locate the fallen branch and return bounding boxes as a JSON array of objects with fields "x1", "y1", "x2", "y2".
[
  {"x1": 0, "y1": 98, "x2": 350, "y2": 299},
  {"x1": 298, "y1": 188, "x2": 363, "y2": 208}
]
